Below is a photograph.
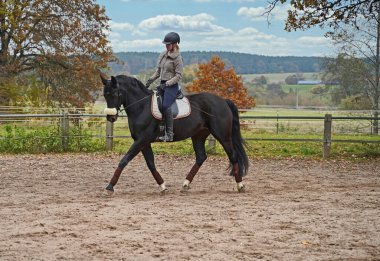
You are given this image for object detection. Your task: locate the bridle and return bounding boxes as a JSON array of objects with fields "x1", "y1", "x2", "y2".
[
  {"x1": 105, "y1": 84, "x2": 151, "y2": 116},
  {"x1": 115, "y1": 87, "x2": 123, "y2": 113}
]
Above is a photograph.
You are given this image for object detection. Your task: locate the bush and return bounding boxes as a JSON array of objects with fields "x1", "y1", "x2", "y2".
[
  {"x1": 0, "y1": 125, "x2": 105, "y2": 153},
  {"x1": 340, "y1": 95, "x2": 372, "y2": 110}
]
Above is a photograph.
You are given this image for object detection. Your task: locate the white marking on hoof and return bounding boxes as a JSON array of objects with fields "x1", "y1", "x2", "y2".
[
  {"x1": 159, "y1": 182, "x2": 168, "y2": 194},
  {"x1": 181, "y1": 179, "x2": 191, "y2": 192},
  {"x1": 237, "y1": 182, "x2": 245, "y2": 193},
  {"x1": 183, "y1": 179, "x2": 191, "y2": 188},
  {"x1": 104, "y1": 188, "x2": 114, "y2": 197}
]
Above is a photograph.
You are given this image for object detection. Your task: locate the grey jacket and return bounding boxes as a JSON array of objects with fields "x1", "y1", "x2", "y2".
[{"x1": 149, "y1": 50, "x2": 183, "y2": 86}]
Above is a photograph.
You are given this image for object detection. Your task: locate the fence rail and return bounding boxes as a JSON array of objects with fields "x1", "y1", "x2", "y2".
[{"x1": 0, "y1": 113, "x2": 379, "y2": 158}]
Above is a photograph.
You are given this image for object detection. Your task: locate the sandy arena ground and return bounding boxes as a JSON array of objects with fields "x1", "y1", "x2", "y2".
[{"x1": 0, "y1": 153, "x2": 379, "y2": 260}]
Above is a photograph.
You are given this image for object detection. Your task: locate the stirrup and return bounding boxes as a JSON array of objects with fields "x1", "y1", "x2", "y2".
[{"x1": 158, "y1": 133, "x2": 173, "y2": 142}]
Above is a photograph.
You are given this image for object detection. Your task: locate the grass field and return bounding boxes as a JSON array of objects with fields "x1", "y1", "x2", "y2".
[
  {"x1": 1, "y1": 108, "x2": 378, "y2": 158},
  {"x1": 241, "y1": 72, "x2": 321, "y2": 83}
]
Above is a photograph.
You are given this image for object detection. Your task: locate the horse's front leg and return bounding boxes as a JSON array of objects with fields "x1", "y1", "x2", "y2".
[
  {"x1": 105, "y1": 140, "x2": 144, "y2": 193},
  {"x1": 182, "y1": 135, "x2": 208, "y2": 191},
  {"x1": 141, "y1": 144, "x2": 168, "y2": 193}
]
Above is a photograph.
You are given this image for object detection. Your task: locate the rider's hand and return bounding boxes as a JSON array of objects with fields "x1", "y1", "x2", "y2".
[{"x1": 145, "y1": 79, "x2": 154, "y2": 88}]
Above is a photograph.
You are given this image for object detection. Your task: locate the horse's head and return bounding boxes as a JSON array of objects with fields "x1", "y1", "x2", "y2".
[{"x1": 101, "y1": 75, "x2": 122, "y2": 123}]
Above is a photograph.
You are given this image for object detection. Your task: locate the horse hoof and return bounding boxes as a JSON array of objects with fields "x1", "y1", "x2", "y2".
[
  {"x1": 160, "y1": 188, "x2": 169, "y2": 195},
  {"x1": 237, "y1": 185, "x2": 246, "y2": 193},
  {"x1": 181, "y1": 184, "x2": 191, "y2": 193},
  {"x1": 105, "y1": 184, "x2": 114, "y2": 194}
]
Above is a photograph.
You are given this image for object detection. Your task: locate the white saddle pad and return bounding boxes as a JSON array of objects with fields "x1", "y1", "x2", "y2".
[{"x1": 151, "y1": 91, "x2": 191, "y2": 120}]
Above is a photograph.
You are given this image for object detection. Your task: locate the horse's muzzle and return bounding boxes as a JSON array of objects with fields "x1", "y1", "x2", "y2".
[
  {"x1": 104, "y1": 108, "x2": 118, "y2": 123},
  {"x1": 106, "y1": 114, "x2": 118, "y2": 123}
]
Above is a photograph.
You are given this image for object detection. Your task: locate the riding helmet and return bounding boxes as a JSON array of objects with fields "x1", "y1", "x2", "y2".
[{"x1": 162, "y1": 32, "x2": 180, "y2": 44}]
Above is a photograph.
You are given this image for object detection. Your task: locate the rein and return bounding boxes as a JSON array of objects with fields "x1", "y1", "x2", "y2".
[
  {"x1": 117, "y1": 86, "x2": 216, "y2": 118},
  {"x1": 120, "y1": 95, "x2": 152, "y2": 111}
]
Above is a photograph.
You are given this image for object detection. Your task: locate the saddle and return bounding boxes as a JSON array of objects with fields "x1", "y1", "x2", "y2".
[{"x1": 151, "y1": 90, "x2": 191, "y2": 120}]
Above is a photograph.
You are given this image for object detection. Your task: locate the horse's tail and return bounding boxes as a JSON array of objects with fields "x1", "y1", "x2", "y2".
[{"x1": 225, "y1": 99, "x2": 249, "y2": 177}]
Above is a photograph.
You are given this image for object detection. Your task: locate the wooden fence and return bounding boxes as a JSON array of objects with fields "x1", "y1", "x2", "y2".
[{"x1": 0, "y1": 113, "x2": 379, "y2": 159}]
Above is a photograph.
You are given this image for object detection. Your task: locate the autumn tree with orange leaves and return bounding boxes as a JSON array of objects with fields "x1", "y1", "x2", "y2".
[
  {"x1": 186, "y1": 56, "x2": 255, "y2": 109},
  {"x1": 0, "y1": 0, "x2": 112, "y2": 107}
]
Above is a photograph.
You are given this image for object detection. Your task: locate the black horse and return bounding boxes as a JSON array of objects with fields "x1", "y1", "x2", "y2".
[{"x1": 101, "y1": 74, "x2": 248, "y2": 193}]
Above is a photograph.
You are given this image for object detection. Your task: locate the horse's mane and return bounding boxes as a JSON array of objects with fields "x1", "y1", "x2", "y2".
[{"x1": 115, "y1": 75, "x2": 153, "y2": 95}]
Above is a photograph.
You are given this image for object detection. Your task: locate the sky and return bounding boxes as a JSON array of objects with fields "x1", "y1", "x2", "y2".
[{"x1": 96, "y1": 0, "x2": 335, "y2": 57}]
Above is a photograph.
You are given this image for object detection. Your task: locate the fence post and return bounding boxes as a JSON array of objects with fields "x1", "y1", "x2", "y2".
[
  {"x1": 61, "y1": 111, "x2": 69, "y2": 151},
  {"x1": 208, "y1": 135, "x2": 216, "y2": 153},
  {"x1": 276, "y1": 111, "x2": 279, "y2": 134},
  {"x1": 373, "y1": 111, "x2": 379, "y2": 135},
  {"x1": 106, "y1": 121, "x2": 114, "y2": 151},
  {"x1": 323, "y1": 114, "x2": 332, "y2": 159}
]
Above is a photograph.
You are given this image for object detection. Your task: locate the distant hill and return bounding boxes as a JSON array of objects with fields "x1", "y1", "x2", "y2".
[{"x1": 110, "y1": 51, "x2": 325, "y2": 75}]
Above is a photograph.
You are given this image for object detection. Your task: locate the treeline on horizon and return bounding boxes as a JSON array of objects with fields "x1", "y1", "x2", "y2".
[{"x1": 111, "y1": 51, "x2": 325, "y2": 75}]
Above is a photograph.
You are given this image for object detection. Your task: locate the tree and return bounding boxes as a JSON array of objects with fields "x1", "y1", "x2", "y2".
[
  {"x1": 186, "y1": 56, "x2": 255, "y2": 109},
  {"x1": 323, "y1": 54, "x2": 369, "y2": 103},
  {"x1": 0, "y1": 0, "x2": 112, "y2": 107},
  {"x1": 267, "y1": 0, "x2": 380, "y2": 133},
  {"x1": 253, "y1": 75, "x2": 267, "y2": 86},
  {"x1": 266, "y1": 0, "x2": 378, "y2": 32},
  {"x1": 285, "y1": 75, "x2": 298, "y2": 85},
  {"x1": 333, "y1": 10, "x2": 379, "y2": 133},
  {"x1": 267, "y1": 82, "x2": 286, "y2": 98}
]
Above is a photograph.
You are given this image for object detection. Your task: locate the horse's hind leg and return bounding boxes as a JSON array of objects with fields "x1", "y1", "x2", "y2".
[
  {"x1": 219, "y1": 141, "x2": 245, "y2": 192},
  {"x1": 182, "y1": 132, "x2": 209, "y2": 190},
  {"x1": 211, "y1": 131, "x2": 245, "y2": 192},
  {"x1": 142, "y1": 144, "x2": 167, "y2": 193}
]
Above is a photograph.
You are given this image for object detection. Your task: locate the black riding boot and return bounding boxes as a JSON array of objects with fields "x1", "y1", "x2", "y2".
[{"x1": 159, "y1": 108, "x2": 174, "y2": 142}]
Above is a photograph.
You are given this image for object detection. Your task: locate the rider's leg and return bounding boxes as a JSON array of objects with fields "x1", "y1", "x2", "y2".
[
  {"x1": 158, "y1": 84, "x2": 178, "y2": 142},
  {"x1": 159, "y1": 107, "x2": 174, "y2": 142}
]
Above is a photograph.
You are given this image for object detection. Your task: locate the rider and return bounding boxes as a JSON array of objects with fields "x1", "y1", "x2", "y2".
[{"x1": 145, "y1": 32, "x2": 183, "y2": 142}]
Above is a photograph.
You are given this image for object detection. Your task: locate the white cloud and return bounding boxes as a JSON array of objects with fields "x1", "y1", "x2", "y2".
[
  {"x1": 237, "y1": 7, "x2": 267, "y2": 21},
  {"x1": 194, "y1": 27, "x2": 287, "y2": 54},
  {"x1": 111, "y1": 38, "x2": 163, "y2": 52},
  {"x1": 138, "y1": 13, "x2": 232, "y2": 34},
  {"x1": 109, "y1": 21, "x2": 134, "y2": 31},
  {"x1": 109, "y1": 23, "x2": 331, "y2": 56},
  {"x1": 108, "y1": 20, "x2": 146, "y2": 36},
  {"x1": 237, "y1": 5, "x2": 288, "y2": 21},
  {"x1": 108, "y1": 31, "x2": 122, "y2": 39},
  {"x1": 106, "y1": 14, "x2": 331, "y2": 56},
  {"x1": 179, "y1": 26, "x2": 331, "y2": 56}
]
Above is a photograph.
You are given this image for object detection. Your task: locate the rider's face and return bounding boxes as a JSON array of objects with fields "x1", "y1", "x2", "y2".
[{"x1": 166, "y1": 43, "x2": 174, "y2": 52}]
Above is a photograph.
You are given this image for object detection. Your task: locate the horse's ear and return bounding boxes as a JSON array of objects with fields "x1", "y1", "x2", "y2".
[
  {"x1": 111, "y1": 76, "x2": 117, "y2": 88},
  {"x1": 100, "y1": 74, "x2": 108, "y2": 85}
]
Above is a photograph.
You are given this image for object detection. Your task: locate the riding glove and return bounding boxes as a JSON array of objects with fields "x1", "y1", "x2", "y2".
[{"x1": 145, "y1": 79, "x2": 154, "y2": 88}]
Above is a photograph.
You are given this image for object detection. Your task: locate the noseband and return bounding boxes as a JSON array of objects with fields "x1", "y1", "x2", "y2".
[{"x1": 104, "y1": 85, "x2": 123, "y2": 116}]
